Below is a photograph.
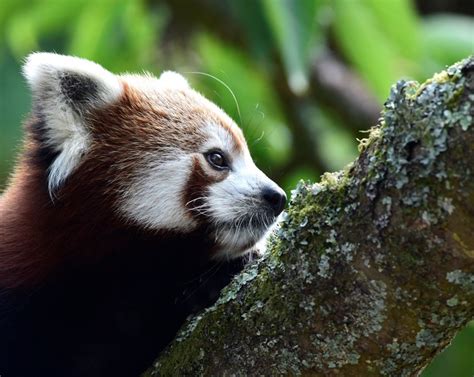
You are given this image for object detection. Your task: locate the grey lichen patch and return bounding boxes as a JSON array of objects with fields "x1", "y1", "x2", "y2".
[
  {"x1": 446, "y1": 270, "x2": 474, "y2": 292},
  {"x1": 215, "y1": 261, "x2": 260, "y2": 305},
  {"x1": 377, "y1": 294, "x2": 473, "y2": 377},
  {"x1": 317, "y1": 254, "x2": 331, "y2": 278},
  {"x1": 310, "y1": 332, "x2": 361, "y2": 370},
  {"x1": 307, "y1": 279, "x2": 387, "y2": 371},
  {"x1": 341, "y1": 242, "x2": 356, "y2": 262},
  {"x1": 446, "y1": 296, "x2": 459, "y2": 307},
  {"x1": 416, "y1": 328, "x2": 443, "y2": 348},
  {"x1": 378, "y1": 320, "x2": 453, "y2": 377},
  {"x1": 421, "y1": 210, "x2": 438, "y2": 226},
  {"x1": 363, "y1": 280, "x2": 388, "y2": 335},
  {"x1": 437, "y1": 196, "x2": 455, "y2": 214},
  {"x1": 377, "y1": 340, "x2": 424, "y2": 377},
  {"x1": 278, "y1": 172, "x2": 356, "y2": 276},
  {"x1": 355, "y1": 58, "x2": 473, "y2": 232},
  {"x1": 376, "y1": 196, "x2": 393, "y2": 229}
]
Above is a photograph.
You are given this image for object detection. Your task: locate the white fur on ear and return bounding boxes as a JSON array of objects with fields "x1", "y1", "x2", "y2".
[
  {"x1": 23, "y1": 52, "x2": 122, "y2": 107},
  {"x1": 158, "y1": 71, "x2": 189, "y2": 90},
  {"x1": 22, "y1": 52, "x2": 122, "y2": 196}
]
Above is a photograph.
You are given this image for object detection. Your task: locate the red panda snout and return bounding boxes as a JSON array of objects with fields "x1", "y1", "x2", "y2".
[{"x1": 203, "y1": 151, "x2": 286, "y2": 258}]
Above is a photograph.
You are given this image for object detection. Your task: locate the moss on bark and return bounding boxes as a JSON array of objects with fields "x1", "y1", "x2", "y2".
[{"x1": 144, "y1": 57, "x2": 474, "y2": 376}]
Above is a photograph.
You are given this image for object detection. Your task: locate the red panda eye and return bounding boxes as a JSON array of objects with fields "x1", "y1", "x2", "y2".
[{"x1": 206, "y1": 151, "x2": 228, "y2": 170}]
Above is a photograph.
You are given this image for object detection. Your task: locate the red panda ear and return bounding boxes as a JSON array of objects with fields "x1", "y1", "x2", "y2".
[
  {"x1": 158, "y1": 71, "x2": 190, "y2": 90},
  {"x1": 23, "y1": 52, "x2": 122, "y2": 114},
  {"x1": 22, "y1": 52, "x2": 122, "y2": 196}
]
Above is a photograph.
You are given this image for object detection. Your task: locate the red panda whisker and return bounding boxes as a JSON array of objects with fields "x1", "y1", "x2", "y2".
[{"x1": 185, "y1": 71, "x2": 242, "y2": 125}]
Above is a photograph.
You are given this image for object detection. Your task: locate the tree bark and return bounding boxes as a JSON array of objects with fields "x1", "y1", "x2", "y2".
[{"x1": 144, "y1": 57, "x2": 474, "y2": 376}]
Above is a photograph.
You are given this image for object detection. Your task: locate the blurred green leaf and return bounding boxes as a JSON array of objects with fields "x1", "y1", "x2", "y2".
[
  {"x1": 0, "y1": 49, "x2": 29, "y2": 187},
  {"x1": 0, "y1": 0, "x2": 25, "y2": 32},
  {"x1": 69, "y1": 0, "x2": 160, "y2": 72},
  {"x1": 311, "y1": 106, "x2": 358, "y2": 171},
  {"x1": 5, "y1": 12, "x2": 38, "y2": 56},
  {"x1": 69, "y1": 2, "x2": 117, "y2": 60},
  {"x1": 366, "y1": 0, "x2": 421, "y2": 61},
  {"x1": 262, "y1": 0, "x2": 322, "y2": 95},
  {"x1": 299, "y1": 102, "x2": 358, "y2": 173},
  {"x1": 332, "y1": 0, "x2": 420, "y2": 101},
  {"x1": 420, "y1": 14, "x2": 474, "y2": 77},
  {"x1": 4, "y1": 0, "x2": 87, "y2": 58},
  {"x1": 121, "y1": 0, "x2": 163, "y2": 70},
  {"x1": 227, "y1": 0, "x2": 274, "y2": 61}
]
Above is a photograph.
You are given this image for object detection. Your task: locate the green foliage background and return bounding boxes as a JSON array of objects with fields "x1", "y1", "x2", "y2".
[{"x1": 0, "y1": 0, "x2": 472, "y2": 375}]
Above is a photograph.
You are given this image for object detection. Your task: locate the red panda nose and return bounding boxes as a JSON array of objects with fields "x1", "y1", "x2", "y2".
[{"x1": 262, "y1": 187, "x2": 287, "y2": 216}]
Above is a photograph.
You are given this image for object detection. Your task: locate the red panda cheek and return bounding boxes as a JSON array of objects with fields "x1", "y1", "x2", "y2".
[{"x1": 183, "y1": 155, "x2": 228, "y2": 219}]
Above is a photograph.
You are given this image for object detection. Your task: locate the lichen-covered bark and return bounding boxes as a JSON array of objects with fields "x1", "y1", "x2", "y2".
[{"x1": 145, "y1": 57, "x2": 474, "y2": 376}]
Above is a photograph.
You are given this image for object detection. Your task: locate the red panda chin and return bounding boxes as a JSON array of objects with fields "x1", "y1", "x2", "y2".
[{"x1": 206, "y1": 217, "x2": 272, "y2": 257}]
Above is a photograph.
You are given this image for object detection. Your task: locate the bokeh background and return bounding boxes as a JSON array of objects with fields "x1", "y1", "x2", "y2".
[{"x1": 0, "y1": 0, "x2": 473, "y2": 375}]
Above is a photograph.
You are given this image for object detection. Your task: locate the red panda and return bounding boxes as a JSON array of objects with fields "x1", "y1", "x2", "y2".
[{"x1": 0, "y1": 53, "x2": 286, "y2": 377}]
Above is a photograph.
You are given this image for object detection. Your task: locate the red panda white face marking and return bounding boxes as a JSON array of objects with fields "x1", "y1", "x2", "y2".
[
  {"x1": 22, "y1": 53, "x2": 286, "y2": 259},
  {"x1": 192, "y1": 122, "x2": 286, "y2": 258}
]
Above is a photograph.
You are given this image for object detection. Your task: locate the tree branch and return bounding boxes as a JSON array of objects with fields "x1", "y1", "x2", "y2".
[{"x1": 145, "y1": 57, "x2": 474, "y2": 376}]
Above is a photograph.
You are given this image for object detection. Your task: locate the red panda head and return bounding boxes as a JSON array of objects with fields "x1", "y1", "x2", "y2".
[{"x1": 22, "y1": 53, "x2": 286, "y2": 258}]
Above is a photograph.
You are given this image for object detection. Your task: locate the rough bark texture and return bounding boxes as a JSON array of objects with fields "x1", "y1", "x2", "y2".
[{"x1": 145, "y1": 57, "x2": 474, "y2": 376}]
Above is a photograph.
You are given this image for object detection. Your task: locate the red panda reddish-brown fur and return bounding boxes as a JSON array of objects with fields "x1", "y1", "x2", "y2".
[
  {"x1": 0, "y1": 53, "x2": 286, "y2": 377},
  {"x1": 0, "y1": 80, "x2": 245, "y2": 288},
  {"x1": 0, "y1": 105, "x2": 244, "y2": 376}
]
